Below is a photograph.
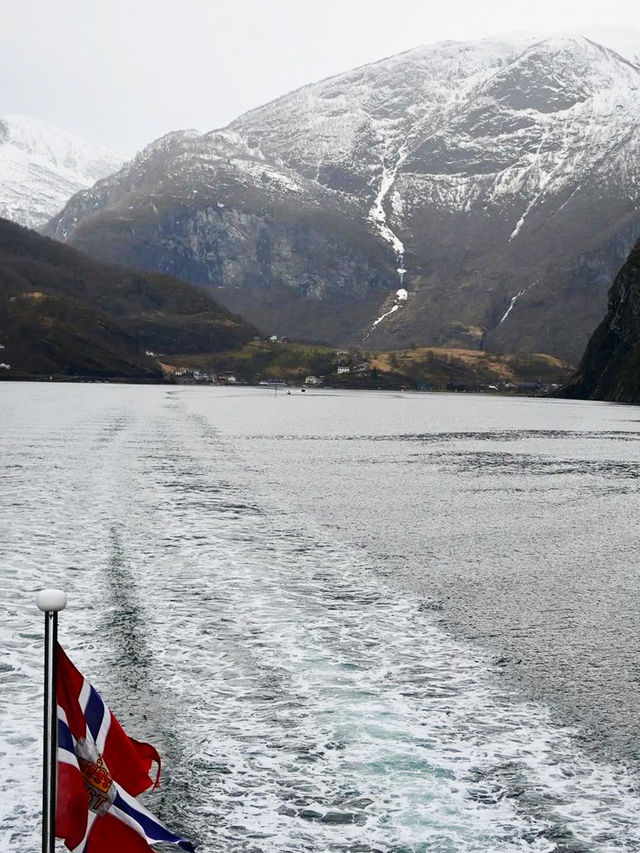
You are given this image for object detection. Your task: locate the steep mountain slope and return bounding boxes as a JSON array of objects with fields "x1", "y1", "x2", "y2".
[
  {"x1": 575, "y1": 25, "x2": 640, "y2": 65},
  {"x1": 0, "y1": 115, "x2": 123, "y2": 228},
  {"x1": 562, "y1": 238, "x2": 640, "y2": 403},
  {"x1": 45, "y1": 130, "x2": 395, "y2": 343},
  {"x1": 46, "y1": 34, "x2": 640, "y2": 359},
  {"x1": 0, "y1": 218, "x2": 257, "y2": 378}
]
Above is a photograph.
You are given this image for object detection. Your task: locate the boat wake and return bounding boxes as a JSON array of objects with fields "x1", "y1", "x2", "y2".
[{"x1": 2, "y1": 385, "x2": 640, "y2": 851}]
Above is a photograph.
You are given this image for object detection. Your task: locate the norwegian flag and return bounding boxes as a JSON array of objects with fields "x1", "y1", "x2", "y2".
[{"x1": 56, "y1": 644, "x2": 195, "y2": 852}]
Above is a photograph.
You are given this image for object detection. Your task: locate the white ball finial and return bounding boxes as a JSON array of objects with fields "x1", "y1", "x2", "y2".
[{"x1": 36, "y1": 589, "x2": 68, "y2": 612}]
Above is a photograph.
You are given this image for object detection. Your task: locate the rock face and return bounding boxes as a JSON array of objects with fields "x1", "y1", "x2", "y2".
[
  {"x1": 0, "y1": 115, "x2": 123, "y2": 228},
  {"x1": 45, "y1": 130, "x2": 396, "y2": 345},
  {"x1": 46, "y1": 34, "x2": 640, "y2": 359},
  {"x1": 562, "y1": 239, "x2": 640, "y2": 403},
  {"x1": 0, "y1": 217, "x2": 258, "y2": 379}
]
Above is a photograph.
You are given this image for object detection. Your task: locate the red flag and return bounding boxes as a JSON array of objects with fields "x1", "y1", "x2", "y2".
[{"x1": 56, "y1": 645, "x2": 194, "y2": 852}]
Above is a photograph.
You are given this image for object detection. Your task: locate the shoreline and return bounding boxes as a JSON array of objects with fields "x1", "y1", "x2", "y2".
[{"x1": 0, "y1": 373, "x2": 562, "y2": 397}]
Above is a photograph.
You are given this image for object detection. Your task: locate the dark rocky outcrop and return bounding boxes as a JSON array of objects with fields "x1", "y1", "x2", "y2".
[
  {"x1": 562, "y1": 239, "x2": 640, "y2": 403},
  {"x1": 0, "y1": 217, "x2": 258, "y2": 379}
]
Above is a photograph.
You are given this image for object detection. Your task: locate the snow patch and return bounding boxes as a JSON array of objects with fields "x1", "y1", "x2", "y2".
[{"x1": 390, "y1": 189, "x2": 405, "y2": 218}]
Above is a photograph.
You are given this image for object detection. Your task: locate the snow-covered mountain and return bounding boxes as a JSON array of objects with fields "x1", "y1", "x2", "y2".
[
  {"x1": 46, "y1": 31, "x2": 640, "y2": 359},
  {"x1": 0, "y1": 115, "x2": 123, "y2": 228},
  {"x1": 573, "y1": 25, "x2": 640, "y2": 65}
]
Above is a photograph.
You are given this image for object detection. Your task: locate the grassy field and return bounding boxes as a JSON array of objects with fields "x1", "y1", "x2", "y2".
[{"x1": 164, "y1": 340, "x2": 574, "y2": 391}]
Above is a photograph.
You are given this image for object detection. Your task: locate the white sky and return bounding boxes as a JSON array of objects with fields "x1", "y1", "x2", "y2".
[{"x1": 2, "y1": 0, "x2": 640, "y2": 154}]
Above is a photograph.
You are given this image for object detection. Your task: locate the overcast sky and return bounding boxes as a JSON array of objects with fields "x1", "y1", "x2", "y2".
[{"x1": 2, "y1": 0, "x2": 640, "y2": 154}]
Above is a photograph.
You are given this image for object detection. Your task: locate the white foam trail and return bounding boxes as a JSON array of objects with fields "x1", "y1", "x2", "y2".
[{"x1": 4, "y1": 385, "x2": 640, "y2": 852}]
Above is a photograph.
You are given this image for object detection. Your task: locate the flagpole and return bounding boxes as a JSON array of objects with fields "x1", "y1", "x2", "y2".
[{"x1": 37, "y1": 589, "x2": 67, "y2": 853}]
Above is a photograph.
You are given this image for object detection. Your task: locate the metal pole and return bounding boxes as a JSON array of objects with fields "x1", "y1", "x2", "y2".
[
  {"x1": 43, "y1": 611, "x2": 57, "y2": 853},
  {"x1": 37, "y1": 589, "x2": 67, "y2": 853}
]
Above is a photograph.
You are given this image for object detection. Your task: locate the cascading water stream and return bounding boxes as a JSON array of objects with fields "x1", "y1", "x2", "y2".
[
  {"x1": 367, "y1": 149, "x2": 410, "y2": 333},
  {"x1": 397, "y1": 256, "x2": 406, "y2": 287},
  {"x1": 499, "y1": 290, "x2": 527, "y2": 325}
]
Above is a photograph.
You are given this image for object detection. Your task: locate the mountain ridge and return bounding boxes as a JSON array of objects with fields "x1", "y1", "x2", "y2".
[
  {"x1": 44, "y1": 31, "x2": 640, "y2": 359},
  {"x1": 0, "y1": 114, "x2": 124, "y2": 228}
]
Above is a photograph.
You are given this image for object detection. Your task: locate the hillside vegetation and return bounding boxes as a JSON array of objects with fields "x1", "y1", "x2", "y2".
[
  {"x1": 165, "y1": 341, "x2": 573, "y2": 391},
  {"x1": 0, "y1": 218, "x2": 258, "y2": 379}
]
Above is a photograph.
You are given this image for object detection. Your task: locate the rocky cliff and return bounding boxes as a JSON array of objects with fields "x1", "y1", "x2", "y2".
[{"x1": 562, "y1": 239, "x2": 640, "y2": 403}]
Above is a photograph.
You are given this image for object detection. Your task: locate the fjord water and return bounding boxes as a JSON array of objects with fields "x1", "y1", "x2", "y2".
[{"x1": 3, "y1": 385, "x2": 640, "y2": 852}]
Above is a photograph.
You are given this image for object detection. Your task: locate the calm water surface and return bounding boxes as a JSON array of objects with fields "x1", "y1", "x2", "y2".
[{"x1": 2, "y1": 383, "x2": 640, "y2": 852}]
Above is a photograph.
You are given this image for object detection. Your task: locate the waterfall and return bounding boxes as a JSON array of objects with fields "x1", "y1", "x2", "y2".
[{"x1": 367, "y1": 149, "x2": 409, "y2": 332}]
